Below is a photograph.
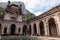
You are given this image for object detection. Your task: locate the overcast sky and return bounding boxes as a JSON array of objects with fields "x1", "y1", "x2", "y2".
[{"x1": 0, "y1": 0, "x2": 60, "y2": 16}]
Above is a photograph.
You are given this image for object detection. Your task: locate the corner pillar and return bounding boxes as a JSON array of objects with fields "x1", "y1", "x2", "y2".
[
  {"x1": 36, "y1": 22, "x2": 40, "y2": 35},
  {"x1": 53, "y1": 15, "x2": 60, "y2": 36},
  {"x1": 31, "y1": 24, "x2": 34, "y2": 36},
  {"x1": 43, "y1": 20, "x2": 49, "y2": 36}
]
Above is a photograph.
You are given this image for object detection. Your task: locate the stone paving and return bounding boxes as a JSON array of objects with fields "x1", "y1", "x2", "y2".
[{"x1": 0, "y1": 36, "x2": 60, "y2": 40}]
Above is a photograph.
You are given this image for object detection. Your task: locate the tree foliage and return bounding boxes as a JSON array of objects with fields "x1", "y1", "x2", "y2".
[
  {"x1": 0, "y1": 7, "x2": 4, "y2": 13},
  {"x1": 25, "y1": 13, "x2": 36, "y2": 20}
]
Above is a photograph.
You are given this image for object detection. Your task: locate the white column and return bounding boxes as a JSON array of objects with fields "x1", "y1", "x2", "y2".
[
  {"x1": 1, "y1": 25, "x2": 4, "y2": 35},
  {"x1": 43, "y1": 20, "x2": 49, "y2": 36},
  {"x1": 27, "y1": 25, "x2": 29, "y2": 30},
  {"x1": 36, "y1": 22, "x2": 40, "y2": 35},
  {"x1": 7, "y1": 26, "x2": 10, "y2": 35},
  {"x1": 7, "y1": 26, "x2": 10, "y2": 34},
  {"x1": 31, "y1": 24, "x2": 34, "y2": 36},
  {"x1": 53, "y1": 15, "x2": 60, "y2": 36},
  {"x1": 20, "y1": 27, "x2": 22, "y2": 35}
]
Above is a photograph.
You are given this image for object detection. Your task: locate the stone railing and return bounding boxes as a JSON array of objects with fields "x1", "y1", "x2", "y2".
[{"x1": 0, "y1": 36, "x2": 60, "y2": 40}]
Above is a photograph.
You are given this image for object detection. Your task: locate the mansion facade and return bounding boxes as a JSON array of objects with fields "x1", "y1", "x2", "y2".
[{"x1": 0, "y1": 1, "x2": 60, "y2": 38}]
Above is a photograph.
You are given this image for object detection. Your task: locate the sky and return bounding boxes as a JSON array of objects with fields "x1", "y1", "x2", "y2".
[{"x1": 0, "y1": 0, "x2": 60, "y2": 16}]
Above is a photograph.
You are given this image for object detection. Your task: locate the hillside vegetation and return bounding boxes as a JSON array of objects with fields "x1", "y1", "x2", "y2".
[{"x1": 0, "y1": 7, "x2": 36, "y2": 20}]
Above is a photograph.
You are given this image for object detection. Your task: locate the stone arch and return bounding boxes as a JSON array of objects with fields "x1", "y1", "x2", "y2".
[
  {"x1": 0, "y1": 24, "x2": 2, "y2": 34},
  {"x1": 3, "y1": 27, "x2": 7, "y2": 35},
  {"x1": 39, "y1": 21, "x2": 45, "y2": 36},
  {"x1": 10, "y1": 24, "x2": 16, "y2": 35},
  {"x1": 33, "y1": 23, "x2": 37, "y2": 35},
  {"x1": 18, "y1": 28, "x2": 21, "y2": 35},
  {"x1": 48, "y1": 18, "x2": 57, "y2": 36},
  {"x1": 23, "y1": 25, "x2": 27, "y2": 35},
  {"x1": 29, "y1": 25, "x2": 31, "y2": 35}
]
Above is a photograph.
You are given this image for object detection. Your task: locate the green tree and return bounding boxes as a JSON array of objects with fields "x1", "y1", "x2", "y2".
[
  {"x1": 0, "y1": 7, "x2": 4, "y2": 13},
  {"x1": 25, "y1": 13, "x2": 36, "y2": 20}
]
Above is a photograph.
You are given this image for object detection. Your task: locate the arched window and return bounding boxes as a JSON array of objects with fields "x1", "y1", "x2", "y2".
[
  {"x1": 33, "y1": 23, "x2": 37, "y2": 35},
  {"x1": 48, "y1": 18, "x2": 57, "y2": 36},
  {"x1": 39, "y1": 21, "x2": 45, "y2": 36},
  {"x1": 23, "y1": 25, "x2": 27, "y2": 35},
  {"x1": 10, "y1": 24, "x2": 16, "y2": 35}
]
